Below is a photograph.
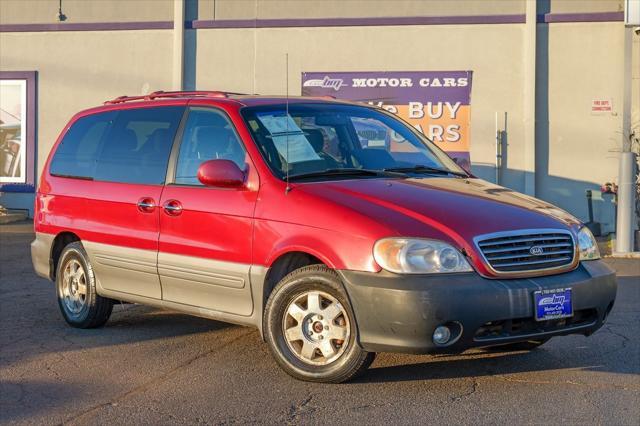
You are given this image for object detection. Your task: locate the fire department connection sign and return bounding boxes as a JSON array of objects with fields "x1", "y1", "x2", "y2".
[{"x1": 302, "y1": 71, "x2": 473, "y2": 166}]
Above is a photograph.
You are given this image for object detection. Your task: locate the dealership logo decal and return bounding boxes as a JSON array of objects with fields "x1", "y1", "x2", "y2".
[
  {"x1": 529, "y1": 246, "x2": 544, "y2": 256},
  {"x1": 538, "y1": 294, "x2": 566, "y2": 306},
  {"x1": 302, "y1": 76, "x2": 347, "y2": 91}
]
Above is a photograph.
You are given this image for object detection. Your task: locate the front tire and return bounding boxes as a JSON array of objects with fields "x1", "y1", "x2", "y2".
[
  {"x1": 56, "y1": 242, "x2": 113, "y2": 328},
  {"x1": 264, "y1": 265, "x2": 375, "y2": 383}
]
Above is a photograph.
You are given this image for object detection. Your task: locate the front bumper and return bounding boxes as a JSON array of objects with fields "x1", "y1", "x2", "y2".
[{"x1": 339, "y1": 260, "x2": 617, "y2": 354}]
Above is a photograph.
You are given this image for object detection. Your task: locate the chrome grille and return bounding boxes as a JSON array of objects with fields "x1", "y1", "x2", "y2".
[{"x1": 475, "y1": 230, "x2": 575, "y2": 274}]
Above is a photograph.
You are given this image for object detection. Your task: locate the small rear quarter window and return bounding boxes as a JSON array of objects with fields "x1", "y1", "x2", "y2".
[{"x1": 49, "y1": 111, "x2": 116, "y2": 179}]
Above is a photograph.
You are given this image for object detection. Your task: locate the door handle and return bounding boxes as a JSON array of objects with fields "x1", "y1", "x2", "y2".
[
  {"x1": 162, "y1": 199, "x2": 183, "y2": 216},
  {"x1": 137, "y1": 197, "x2": 156, "y2": 213}
]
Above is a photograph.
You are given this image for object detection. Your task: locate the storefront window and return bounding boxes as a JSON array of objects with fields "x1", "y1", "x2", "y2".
[
  {"x1": 0, "y1": 72, "x2": 37, "y2": 192},
  {"x1": 0, "y1": 80, "x2": 27, "y2": 182}
]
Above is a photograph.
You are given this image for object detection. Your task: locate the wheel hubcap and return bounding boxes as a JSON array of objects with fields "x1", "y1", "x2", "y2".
[
  {"x1": 283, "y1": 290, "x2": 350, "y2": 366},
  {"x1": 61, "y1": 259, "x2": 87, "y2": 315}
]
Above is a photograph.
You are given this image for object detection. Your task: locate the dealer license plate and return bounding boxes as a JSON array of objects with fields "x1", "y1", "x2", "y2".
[{"x1": 533, "y1": 288, "x2": 573, "y2": 321}]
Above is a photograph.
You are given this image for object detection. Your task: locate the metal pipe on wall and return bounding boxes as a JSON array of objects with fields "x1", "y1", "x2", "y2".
[
  {"x1": 523, "y1": 0, "x2": 536, "y2": 196},
  {"x1": 495, "y1": 112, "x2": 507, "y2": 186},
  {"x1": 615, "y1": 26, "x2": 636, "y2": 253},
  {"x1": 495, "y1": 112, "x2": 500, "y2": 185},
  {"x1": 615, "y1": 152, "x2": 637, "y2": 253}
]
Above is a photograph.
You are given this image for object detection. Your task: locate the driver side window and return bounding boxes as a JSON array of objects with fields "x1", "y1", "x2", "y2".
[{"x1": 175, "y1": 109, "x2": 247, "y2": 185}]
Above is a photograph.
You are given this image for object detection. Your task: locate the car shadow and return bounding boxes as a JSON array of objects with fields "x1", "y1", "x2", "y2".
[
  {"x1": 356, "y1": 334, "x2": 638, "y2": 384},
  {"x1": 0, "y1": 304, "x2": 236, "y2": 368}
]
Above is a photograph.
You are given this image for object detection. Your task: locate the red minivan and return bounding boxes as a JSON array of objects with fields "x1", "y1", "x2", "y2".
[{"x1": 32, "y1": 91, "x2": 617, "y2": 383}]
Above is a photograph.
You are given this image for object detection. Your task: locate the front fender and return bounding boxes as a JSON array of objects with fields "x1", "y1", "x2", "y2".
[{"x1": 253, "y1": 219, "x2": 380, "y2": 272}]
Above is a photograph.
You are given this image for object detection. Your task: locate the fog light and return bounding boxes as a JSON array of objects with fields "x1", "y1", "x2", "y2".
[{"x1": 433, "y1": 325, "x2": 451, "y2": 345}]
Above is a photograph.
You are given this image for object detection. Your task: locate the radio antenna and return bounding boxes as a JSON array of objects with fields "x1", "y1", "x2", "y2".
[{"x1": 285, "y1": 52, "x2": 291, "y2": 194}]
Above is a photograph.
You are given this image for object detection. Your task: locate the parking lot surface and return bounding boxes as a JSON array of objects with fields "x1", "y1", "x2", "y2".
[{"x1": 1, "y1": 224, "x2": 639, "y2": 425}]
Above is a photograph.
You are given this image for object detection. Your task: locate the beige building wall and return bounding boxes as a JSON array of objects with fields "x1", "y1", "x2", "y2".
[
  {"x1": 0, "y1": 0, "x2": 635, "y2": 231},
  {"x1": 0, "y1": 0, "x2": 174, "y2": 24},
  {"x1": 550, "y1": 0, "x2": 624, "y2": 14},
  {"x1": 0, "y1": 30, "x2": 173, "y2": 180},
  {"x1": 196, "y1": 0, "x2": 525, "y2": 20},
  {"x1": 538, "y1": 21, "x2": 630, "y2": 232},
  {"x1": 193, "y1": 23, "x2": 529, "y2": 193}
]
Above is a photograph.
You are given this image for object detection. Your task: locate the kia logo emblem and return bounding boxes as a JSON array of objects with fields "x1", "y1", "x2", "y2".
[{"x1": 530, "y1": 246, "x2": 544, "y2": 256}]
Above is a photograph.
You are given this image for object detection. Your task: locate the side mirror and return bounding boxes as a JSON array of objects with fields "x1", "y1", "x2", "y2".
[{"x1": 197, "y1": 159, "x2": 245, "y2": 188}]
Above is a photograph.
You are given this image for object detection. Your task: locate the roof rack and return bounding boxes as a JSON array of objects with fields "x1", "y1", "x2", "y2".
[{"x1": 104, "y1": 90, "x2": 247, "y2": 105}]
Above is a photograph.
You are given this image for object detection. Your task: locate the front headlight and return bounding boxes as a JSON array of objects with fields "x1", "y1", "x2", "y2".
[
  {"x1": 373, "y1": 238, "x2": 473, "y2": 274},
  {"x1": 577, "y1": 226, "x2": 600, "y2": 260}
]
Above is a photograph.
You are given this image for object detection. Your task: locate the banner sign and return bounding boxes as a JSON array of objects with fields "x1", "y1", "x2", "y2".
[{"x1": 302, "y1": 71, "x2": 473, "y2": 167}]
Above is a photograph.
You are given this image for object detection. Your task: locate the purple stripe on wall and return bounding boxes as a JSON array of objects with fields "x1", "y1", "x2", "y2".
[
  {"x1": 0, "y1": 21, "x2": 173, "y2": 32},
  {"x1": 190, "y1": 14, "x2": 526, "y2": 29},
  {"x1": 0, "y1": 71, "x2": 37, "y2": 193},
  {"x1": 541, "y1": 11, "x2": 624, "y2": 23}
]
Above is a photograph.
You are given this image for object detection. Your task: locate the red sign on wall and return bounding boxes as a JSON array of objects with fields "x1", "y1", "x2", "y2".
[{"x1": 591, "y1": 99, "x2": 612, "y2": 114}]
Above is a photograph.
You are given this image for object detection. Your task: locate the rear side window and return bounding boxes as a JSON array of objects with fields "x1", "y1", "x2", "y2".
[
  {"x1": 94, "y1": 106, "x2": 184, "y2": 185},
  {"x1": 50, "y1": 107, "x2": 183, "y2": 184},
  {"x1": 50, "y1": 111, "x2": 116, "y2": 179}
]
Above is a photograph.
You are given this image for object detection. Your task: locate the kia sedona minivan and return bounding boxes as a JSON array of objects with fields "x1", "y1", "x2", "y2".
[{"x1": 32, "y1": 91, "x2": 617, "y2": 383}]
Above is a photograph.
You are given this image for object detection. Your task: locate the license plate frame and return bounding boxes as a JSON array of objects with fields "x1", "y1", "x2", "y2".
[{"x1": 533, "y1": 288, "x2": 573, "y2": 321}]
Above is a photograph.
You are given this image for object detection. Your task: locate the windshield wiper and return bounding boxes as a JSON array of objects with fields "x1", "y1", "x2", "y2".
[
  {"x1": 384, "y1": 165, "x2": 468, "y2": 178},
  {"x1": 288, "y1": 168, "x2": 406, "y2": 181}
]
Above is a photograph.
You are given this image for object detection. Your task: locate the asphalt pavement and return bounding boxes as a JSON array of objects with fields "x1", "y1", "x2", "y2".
[{"x1": 1, "y1": 223, "x2": 639, "y2": 425}]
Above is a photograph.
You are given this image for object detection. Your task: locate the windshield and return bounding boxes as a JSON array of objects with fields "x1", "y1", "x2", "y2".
[{"x1": 241, "y1": 103, "x2": 466, "y2": 180}]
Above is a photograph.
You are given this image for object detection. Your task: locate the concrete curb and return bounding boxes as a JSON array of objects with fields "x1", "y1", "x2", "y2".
[
  {"x1": 0, "y1": 219, "x2": 33, "y2": 234},
  {"x1": 609, "y1": 252, "x2": 640, "y2": 259},
  {"x1": 0, "y1": 212, "x2": 28, "y2": 225},
  {"x1": 603, "y1": 257, "x2": 640, "y2": 277}
]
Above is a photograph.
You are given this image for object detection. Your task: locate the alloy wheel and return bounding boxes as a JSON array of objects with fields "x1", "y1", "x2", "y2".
[
  {"x1": 61, "y1": 258, "x2": 87, "y2": 316},
  {"x1": 282, "y1": 290, "x2": 350, "y2": 366}
]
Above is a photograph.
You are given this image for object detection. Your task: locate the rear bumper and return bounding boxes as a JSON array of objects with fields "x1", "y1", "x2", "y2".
[
  {"x1": 31, "y1": 232, "x2": 54, "y2": 280},
  {"x1": 339, "y1": 260, "x2": 617, "y2": 354}
]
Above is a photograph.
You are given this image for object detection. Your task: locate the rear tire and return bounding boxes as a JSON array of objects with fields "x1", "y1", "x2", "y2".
[
  {"x1": 56, "y1": 242, "x2": 113, "y2": 328},
  {"x1": 264, "y1": 265, "x2": 375, "y2": 383}
]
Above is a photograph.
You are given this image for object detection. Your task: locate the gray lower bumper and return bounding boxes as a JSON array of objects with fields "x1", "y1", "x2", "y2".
[{"x1": 339, "y1": 260, "x2": 617, "y2": 354}]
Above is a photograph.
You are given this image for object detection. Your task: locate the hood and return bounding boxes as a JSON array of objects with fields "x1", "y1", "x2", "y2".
[{"x1": 297, "y1": 177, "x2": 581, "y2": 247}]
